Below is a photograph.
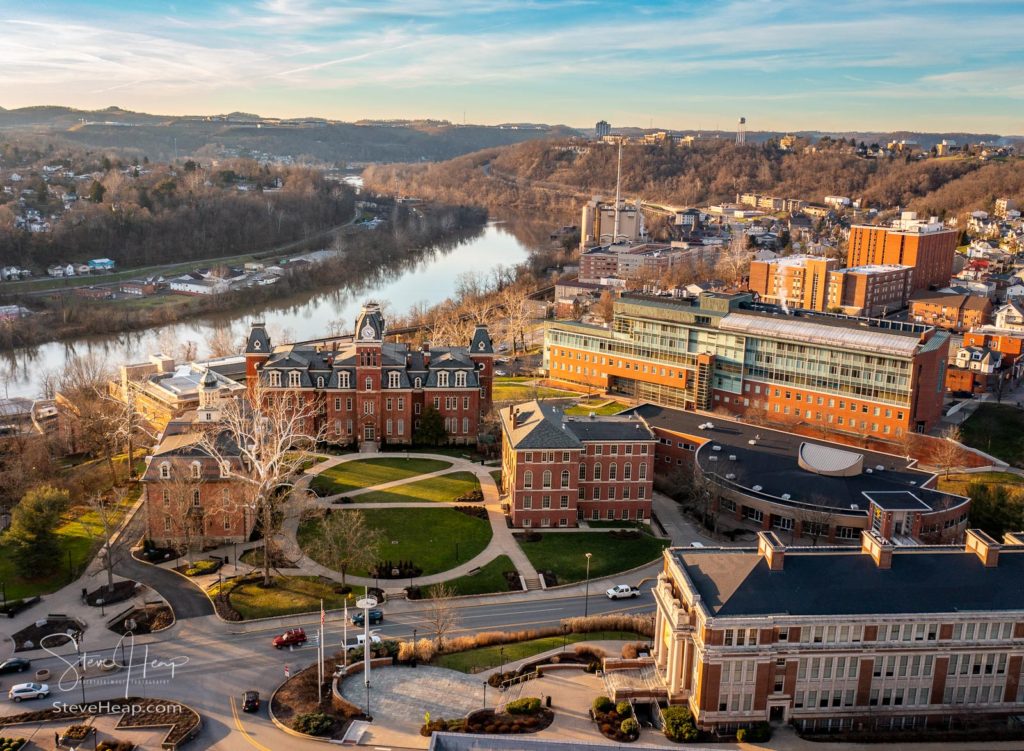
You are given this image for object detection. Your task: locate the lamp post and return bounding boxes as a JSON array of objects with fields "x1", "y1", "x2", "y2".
[
  {"x1": 233, "y1": 541, "x2": 238, "y2": 574},
  {"x1": 499, "y1": 646, "x2": 505, "y2": 673},
  {"x1": 482, "y1": 681, "x2": 487, "y2": 708},
  {"x1": 357, "y1": 595, "x2": 377, "y2": 720},
  {"x1": 583, "y1": 552, "x2": 593, "y2": 617},
  {"x1": 562, "y1": 623, "x2": 569, "y2": 652}
]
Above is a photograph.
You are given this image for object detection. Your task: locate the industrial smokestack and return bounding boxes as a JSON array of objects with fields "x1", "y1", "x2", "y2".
[{"x1": 612, "y1": 140, "x2": 623, "y2": 243}]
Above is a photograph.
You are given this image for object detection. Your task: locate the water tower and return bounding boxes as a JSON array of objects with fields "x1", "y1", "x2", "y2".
[{"x1": 736, "y1": 117, "x2": 746, "y2": 145}]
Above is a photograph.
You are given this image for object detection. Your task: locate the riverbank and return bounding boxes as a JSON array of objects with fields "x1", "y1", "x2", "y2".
[{"x1": 0, "y1": 203, "x2": 487, "y2": 351}]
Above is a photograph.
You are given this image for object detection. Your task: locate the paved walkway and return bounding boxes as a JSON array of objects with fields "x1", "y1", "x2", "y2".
[{"x1": 274, "y1": 452, "x2": 539, "y2": 588}]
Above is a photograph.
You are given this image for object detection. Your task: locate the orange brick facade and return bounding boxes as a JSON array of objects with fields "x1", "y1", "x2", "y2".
[{"x1": 848, "y1": 225, "x2": 958, "y2": 292}]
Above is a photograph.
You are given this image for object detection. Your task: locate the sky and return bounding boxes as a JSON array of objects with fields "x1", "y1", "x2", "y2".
[{"x1": 2, "y1": 0, "x2": 1023, "y2": 134}]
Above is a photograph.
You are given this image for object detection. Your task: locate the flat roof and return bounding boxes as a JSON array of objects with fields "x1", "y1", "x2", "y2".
[
  {"x1": 629, "y1": 403, "x2": 966, "y2": 516},
  {"x1": 673, "y1": 545, "x2": 1024, "y2": 617},
  {"x1": 719, "y1": 312, "x2": 924, "y2": 357}
]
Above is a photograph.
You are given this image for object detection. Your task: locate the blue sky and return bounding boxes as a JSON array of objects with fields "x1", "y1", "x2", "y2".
[{"x1": 3, "y1": 0, "x2": 1023, "y2": 133}]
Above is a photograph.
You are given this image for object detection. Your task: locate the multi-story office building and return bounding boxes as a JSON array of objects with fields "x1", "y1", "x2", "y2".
[
  {"x1": 847, "y1": 212, "x2": 958, "y2": 293},
  {"x1": 825, "y1": 265, "x2": 912, "y2": 317},
  {"x1": 544, "y1": 292, "x2": 949, "y2": 440},
  {"x1": 579, "y1": 243, "x2": 689, "y2": 283},
  {"x1": 245, "y1": 302, "x2": 494, "y2": 448},
  {"x1": 648, "y1": 530, "x2": 1024, "y2": 734},
  {"x1": 498, "y1": 400, "x2": 655, "y2": 528}
]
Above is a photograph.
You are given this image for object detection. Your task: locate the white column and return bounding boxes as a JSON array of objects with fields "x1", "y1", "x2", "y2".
[
  {"x1": 654, "y1": 610, "x2": 666, "y2": 666},
  {"x1": 669, "y1": 638, "x2": 684, "y2": 693},
  {"x1": 683, "y1": 639, "x2": 693, "y2": 691}
]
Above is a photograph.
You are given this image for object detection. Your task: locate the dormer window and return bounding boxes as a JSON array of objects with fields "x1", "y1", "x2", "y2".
[
  {"x1": 191, "y1": 461, "x2": 202, "y2": 479},
  {"x1": 269, "y1": 371, "x2": 281, "y2": 387},
  {"x1": 288, "y1": 371, "x2": 301, "y2": 388},
  {"x1": 220, "y1": 462, "x2": 230, "y2": 478},
  {"x1": 438, "y1": 371, "x2": 449, "y2": 387},
  {"x1": 316, "y1": 376, "x2": 325, "y2": 389},
  {"x1": 339, "y1": 372, "x2": 351, "y2": 389},
  {"x1": 388, "y1": 371, "x2": 400, "y2": 388},
  {"x1": 414, "y1": 377, "x2": 422, "y2": 389},
  {"x1": 455, "y1": 371, "x2": 467, "y2": 387},
  {"x1": 159, "y1": 462, "x2": 170, "y2": 480}
]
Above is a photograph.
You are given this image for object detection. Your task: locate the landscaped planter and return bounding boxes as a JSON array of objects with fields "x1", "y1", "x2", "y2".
[{"x1": 34, "y1": 669, "x2": 50, "y2": 681}]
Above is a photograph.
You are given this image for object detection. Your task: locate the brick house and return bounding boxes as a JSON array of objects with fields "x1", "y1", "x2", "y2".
[
  {"x1": 245, "y1": 302, "x2": 494, "y2": 448},
  {"x1": 141, "y1": 371, "x2": 253, "y2": 548},
  {"x1": 499, "y1": 400, "x2": 655, "y2": 528},
  {"x1": 909, "y1": 291, "x2": 992, "y2": 332}
]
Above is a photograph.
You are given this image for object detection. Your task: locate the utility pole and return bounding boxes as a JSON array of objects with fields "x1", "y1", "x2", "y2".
[{"x1": 612, "y1": 140, "x2": 623, "y2": 243}]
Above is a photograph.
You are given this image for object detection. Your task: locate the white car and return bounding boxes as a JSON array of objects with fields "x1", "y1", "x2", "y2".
[
  {"x1": 606, "y1": 584, "x2": 640, "y2": 600},
  {"x1": 8, "y1": 682, "x2": 49, "y2": 702}
]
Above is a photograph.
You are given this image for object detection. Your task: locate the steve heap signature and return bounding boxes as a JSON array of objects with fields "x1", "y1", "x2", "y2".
[{"x1": 40, "y1": 631, "x2": 188, "y2": 697}]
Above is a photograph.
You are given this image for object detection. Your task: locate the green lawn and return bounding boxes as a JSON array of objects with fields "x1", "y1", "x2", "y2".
[
  {"x1": 564, "y1": 400, "x2": 628, "y2": 416},
  {"x1": 310, "y1": 457, "x2": 452, "y2": 495},
  {"x1": 938, "y1": 471, "x2": 1024, "y2": 497},
  {"x1": 298, "y1": 507, "x2": 493, "y2": 577},
  {"x1": 438, "y1": 555, "x2": 517, "y2": 597},
  {"x1": 489, "y1": 469, "x2": 502, "y2": 487},
  {"x1": 215, "y1": 575, "x2": 363, "y2": 619},
  {"x1": 961, "y1": 404, "x2": 1024, "y2": 467},
  {"x1": 493, "y1": 384, "x2": 578, "y2": 402},
  {"x1": 354, "y1": 471, "x2": 481, "y2": 504},
  {"x1": 433, "y1": 631, "x2": 645, "y2": 673},
  {"x1": 519, "y1": 532, "x2": 668, "y2": 583}
]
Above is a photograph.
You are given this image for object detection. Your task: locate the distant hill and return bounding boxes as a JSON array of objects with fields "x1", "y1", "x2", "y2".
[
  {"x1": 0, "y1": 105, "x2": 579, "y2": 164},
  {"x1": 364, "y1": 137, "x2": 1024, "y2": 220}
]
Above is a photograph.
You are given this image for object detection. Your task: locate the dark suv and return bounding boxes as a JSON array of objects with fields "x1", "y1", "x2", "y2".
[{"x1": 242, "y1": 690, "x2": 260, "y2": 712}]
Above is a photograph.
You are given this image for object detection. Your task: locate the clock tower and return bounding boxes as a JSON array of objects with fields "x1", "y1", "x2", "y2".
[{"x1": 354, "y1": 302, "x2": 385, "y2": 448}]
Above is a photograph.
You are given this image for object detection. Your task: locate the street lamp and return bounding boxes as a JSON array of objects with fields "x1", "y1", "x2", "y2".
[
  {"x1": 482, "y1": 681, "x2": 487, "y2": 708},
  {"x1": 584, "y1": 552, "x2": 593, "y2": 617},
  {"x1": 357, "y1": 595, "x2": 377, "y2": 720},
  {"x1": 499, "y1": 646, "x2": 505, "y2": 673},
  {"x1": 562, "y1": 623, "x2": 569, "y2": 652}
]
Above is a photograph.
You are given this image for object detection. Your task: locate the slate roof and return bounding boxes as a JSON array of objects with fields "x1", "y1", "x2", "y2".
[
  {"x1": 470, "y1": 325, "x2": 494, "y2": 355},
  {"x1": 674, "y1": 546, "x2": 1024, "y2": 617},
  {"x1": 500, "y1": 401, "x2": 654, "y2": 449},
  {"x1": 245, "y1": 322, "x2": 271, "y2": 354}
]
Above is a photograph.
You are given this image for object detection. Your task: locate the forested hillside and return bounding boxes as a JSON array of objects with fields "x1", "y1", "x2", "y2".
[{"x1": 364, "y1": 138, "x2": 1024, "y2": 220}]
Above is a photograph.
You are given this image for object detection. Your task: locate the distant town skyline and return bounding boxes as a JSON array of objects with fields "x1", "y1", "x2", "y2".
[{"x1": 3, "y1": 0, "x2": 1022, "y2": 134}]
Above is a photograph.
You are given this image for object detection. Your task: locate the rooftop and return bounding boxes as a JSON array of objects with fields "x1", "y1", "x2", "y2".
[
  {"x1": 672, "y1": 542, "x2": 1024, "y2": 617},
  {"x1": 500, "y1": 400, "x2": 654, "y2": 450}
]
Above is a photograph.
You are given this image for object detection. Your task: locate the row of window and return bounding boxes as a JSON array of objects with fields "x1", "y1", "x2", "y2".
[
  {"x1": 522, "y1": 463, "x2": 648, "y2": 488},
  {"x1": 523, "y1": 444, "x2": 648, "y2": 460},
  {"x1": 268, "y1": 370, "x2": 473, "y2": 389},
  {"x1": 519, "y1": 506, "x2": 644, "y2": 526},
  {"x1": 157, "y1": 460, "x2": 228, "y2": 480}
]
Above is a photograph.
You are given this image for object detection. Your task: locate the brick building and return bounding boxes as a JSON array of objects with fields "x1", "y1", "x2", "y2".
[
  {"x1": 647, "y1": 530, "x2": 1024, "y2": 734},
  {"x1": 825, "y1": 265, "x2": 912, "y2": 317},
  {"x1": 141, "y1": 372, "x2": 254, "y2": 548},
  {"x1": 498, "y1": 400, "x2": 655, "y2": 528},
  {"x1": 545, "y1": 292, "x2": 949, "y2": 441},
  {"x1": 245, "y1": 302, "x2": 494, "y2": 448},
  {"x1": 847, "y1": 213, "x2": 959, "y2": 292},
  {"x1": 909, "y1": 291, "x2": 992, "y2": 332}
]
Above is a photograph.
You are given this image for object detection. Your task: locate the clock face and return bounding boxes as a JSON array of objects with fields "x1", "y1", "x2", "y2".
[{"x1": 361, "y1": 324, "x2": 376, "y2": 340}]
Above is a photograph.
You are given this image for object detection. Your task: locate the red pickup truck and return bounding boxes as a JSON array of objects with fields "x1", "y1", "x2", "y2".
[{"x1": 272, "y1": 628, "x2": 307, "y2": 649}]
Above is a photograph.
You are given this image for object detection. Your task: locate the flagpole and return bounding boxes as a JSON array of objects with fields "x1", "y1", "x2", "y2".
[
  {"x1": 318, "y1": 599, "x2": 324, "y2": 704},
  {"x1": 344, "y1": 600, "x2": 349, "y2": 666}
]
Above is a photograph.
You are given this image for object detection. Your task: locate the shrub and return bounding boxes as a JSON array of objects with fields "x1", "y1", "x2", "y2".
[
  {"x1": 662, "y1": 705, "x2": 698, "y2": 743},
  {"x1": 574, "y1": 644, "x2": 607, "y2": 662},
  {"x1": 506, "y1": 697, "x2": 541, "y2": 715},
  {"x1": 621, "y1": 717, "x2": 639, "y2": 735},
  {"x1": 735, "y1": 728, "x2": 747, "y2": 742},
  {"x1": 747, "y1": 722, "x2": 771, "y2": 742},
  {"x1": 415, "y1": 638, "x2": 436, "y2": 663},
  {"x1": 593, "y1": 696, "x2": 614, "y2": 714},
  {"x1": 293, "y1": 712, "x2": 332, "y2": 736},
  {"x1": 398, "y1": 640, "x2": 417, "y2": 663},
  {"x1": 616, "y1": 701, "x2": 632, "y2": 718},
  {"x1": 184, "y1": 558, "x2": 221, "y2": 576},
  {"x1": 585, "y1": 661, "x2": 600, "y2": 673},
  {"x1": 600, "y1": 723, "x2": 613, "y2": 735}
]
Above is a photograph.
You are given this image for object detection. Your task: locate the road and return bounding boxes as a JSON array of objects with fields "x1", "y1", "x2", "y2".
[{"x1": 3, "y1": 571, "x2": 659, "y2": 750}]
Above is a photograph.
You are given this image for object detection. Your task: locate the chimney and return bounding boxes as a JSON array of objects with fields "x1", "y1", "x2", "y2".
[
  {"x1": 757, "y1": 531, "x2": 785, "y2": 571},
  {"x1": 966, "y1": 529, "x2": 1001, "y2": 567},
  {"x1": 421, "y1": 341, "x2": 430, "y2": 367},
  {"x1": 1002, "y1": 531, "x2": 1024, "y2": 546},
  {"x1": 861, "y1": 530, "x2": 893, "y2": 570}
]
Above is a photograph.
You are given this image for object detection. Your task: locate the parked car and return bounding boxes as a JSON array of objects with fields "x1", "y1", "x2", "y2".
[
  {"x1": 494, "y1": 369, "x2": 508, "y2": 376},
  {"x1": 605, "y1": 584, "x2": 640, "y2": 600},
  {"x1": 272, "y1": 628, "x2": 307, "y2": 649},
  {"x1": 351, "y1": 609, "x2": 383, "y2": 626},
  {"x1": 690, "y1": 541, "x2": 706, "y2": 548},
  {"x1": 0, "y1": 658, "x2": 31, "y2": 675},
  {"x1": 8, "y1": 683, "x2": 49, "y2": 702},
  {"x1": 241, "y1": 690, "x2": 260, "y2": 712},
  {"x1": 344, "y1": 634, "x2": 383, "y2": 652}
]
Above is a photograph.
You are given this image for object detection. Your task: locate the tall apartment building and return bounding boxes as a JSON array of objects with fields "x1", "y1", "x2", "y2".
[
  {"x1": 649, "y1": 530, "x2": 1024, "y2": 734},
  {"x1": 579, "y1": 243, "x2": 689, "y2": 282},
  {"x1": 847, "y1": 212, "x2": 958, "y2": 292},
  {"x1": 544, "y1": 292, "x2": 949, "y2": 440},
  {"x1": 595, "y1": 120, "x2": 611, "y2": 138},
  {"x1": 498, "y1": 401, "x2": 655, "y2": 528},
  {"x1": 736, "y1": 193, "x2": 806, "y2": 213},
  {"x1": 245, "y1": 302, "x2": 494, "y2": 448}
]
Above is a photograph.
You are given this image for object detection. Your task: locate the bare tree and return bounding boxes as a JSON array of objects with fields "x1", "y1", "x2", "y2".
[
  {"x1": 88, "y1": 490, "x2": 132, "y2": 594},
  {"x1": 933, "y1": 424, "x2": 968, "y2": 478},
  {"x1": 105, "y1": 384, "x2": 152, "y2": 481},
  {"x1": 197, "y1": 378, "x2": 325, "y2": 586},
  {"x1": 306, "y1": 509, "x2": 383, "y2": 588},
  {"x1": 595, "y1": 290, "x2": 616, "y2": 325},
  {"x1": 425, "y1": 583, "x2": 460, "y2": 650},
  {"x1": 686, "y1": 467, "x2": 722, "y2": 534},
  {"x1": 206, "y1": 326, "x2": 241, "y2": 358},
  {"x1": 500, "y1": 284, "x2": 534, "y2": 355},
  {"x1": 717, "y1": 232, "x2": 752, "y2": 284},
  {"x1": 156, "y1": 470, "x2": 207, "y2": 564},
  {"x1": 896, "y1": 430, "x2": 920, "y2": 461},
  {"x1": 794, "y1": 504, "x2": 835, "y2": 547},
  {"x1": 58, "y1": 354, "x2": 121, "y2": 483}
]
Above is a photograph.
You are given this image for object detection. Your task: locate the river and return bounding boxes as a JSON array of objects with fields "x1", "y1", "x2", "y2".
[{"x1": 0, "y1": 219, "x2": 539, "y2": 400}]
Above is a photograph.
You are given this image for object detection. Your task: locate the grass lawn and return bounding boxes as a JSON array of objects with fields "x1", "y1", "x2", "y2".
[
  {"x1": 354, "y1": 471, "x2": 481, "y2": 504},
  {"x1": 961, "y1": 404, "x2": 1024, "y2": 467},
  {"x1": 310, "y1": 457, "x2": 452, "y2": 495},
  {"x1": 0, "y1": 489, "x2": 137, "y2": 601},
  {"x1": 519, "y1": 532, "x2": 668, "y2": 584},
  {"x1": 489, "y1": 469, "x2": 502, "y2": 487},
  {"x1": 493, "y1": 383, "x2": 578, "y2": 402},
  {"x1": 438, "y1": 555, "x2": 517, "y2": 597},
  {"x1": 433, "y1": 631, "x2": 645, "y2": 673},
  {"x1": 298, "y1": 507, "x2": 493, "y2": 577},
  {"x1": 938, "y1": 471, "x2": 1024, "y2": 497},
  {"x1": 215, "y1": 575, "x2": 363, "y2": 619},
  {"x1": 583, "y1": 520, "x2": 646, "y2": 529},
  {"x1": 564, "y1": 400, "x2": 628, "y2": 416}
]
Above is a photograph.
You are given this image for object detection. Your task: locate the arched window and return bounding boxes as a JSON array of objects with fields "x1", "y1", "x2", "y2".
[
  {"x1": 414, "y1": 377, "x2": 422, "y2": 389},
  {"x1": 623, "y1": 463, "x2": 631, "y2": 480},
  {"x1": 191, "y1": 461, "x2": 202, "y2": 479},
  {"x1": 524, "y1": 471, "x2": 533, "y2": 489},
  {"x1": 542, "y1": 470, "x2": 552, "y2": 489},
  {"x1": 192, "y1": 489, "x2": 201, "y2": 507},
  {"x1": 609, "y1": 463, "x2": 617, "y2": 480},
  {"x1": 560, "y1": 470, "x2": 570, "y2": 488},
  {"x1": 365, "y1": 377, "x2": 372, "y2": 391},
  {"x1": 593, "y1": 464, "x2": 602, "y2": 481},
  {"x1": 316, "y1": 376, "x2": 325, "y2": 389},
  {"x1": 639, "y1": 463, "x2": 647, "y2": 480}
]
